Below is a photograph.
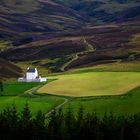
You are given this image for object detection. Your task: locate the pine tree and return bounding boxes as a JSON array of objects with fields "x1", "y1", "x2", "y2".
[
  {"x1": 75, "y1": 105, "x2": 84, "y2": 139},
  {"x1": 55, "y1": 108, "x2": 65, "y2": 140},
  {"x1": 10, "y1": 104, "x2": 19, "y2": 139},
  {"x1": 20, "y1": 102, "x2": 32, "y2": 139},
  {"x1": 32, "y1": 110, "x2": 46, "y2": 140},
  {"x1": 48, "y1": 109, "x2": 57, "y2": 140},
  {"x1": 65, "y1": 106, "x2": 76, "y2": 140},
  {"x1": 21, "y1": 102, "x2": 31, "y2": 125}
]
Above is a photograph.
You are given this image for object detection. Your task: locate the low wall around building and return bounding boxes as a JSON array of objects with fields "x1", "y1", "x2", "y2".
[{"x1": 18, "y1": 78, "x2": 47, "y2": 82}]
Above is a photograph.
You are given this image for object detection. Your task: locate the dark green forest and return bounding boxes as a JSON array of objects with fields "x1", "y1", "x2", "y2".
[{"x1": 0, "y1": 104, "x2": 140, "y2": 140}]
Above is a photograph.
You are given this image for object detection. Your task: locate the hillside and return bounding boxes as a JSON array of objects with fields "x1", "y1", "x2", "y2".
[
  {"x1": 0, "y1": 0, "x2": 140, "y2": 77},
  {"x1": 1, "y1": 21, "x2": 140, "y2": 72},
  {"x1": 0, "y1": 0, "x2": 140, "y2": 41},
  {"x1": 54, "y1": 0, "x2": 140, "y2": 22},
  {"x1": 0, "y1": 58, "x2": 22, "y2": 79},
  {"x1": 0, "y1": 0, "x2": 84, "y2": 41}
]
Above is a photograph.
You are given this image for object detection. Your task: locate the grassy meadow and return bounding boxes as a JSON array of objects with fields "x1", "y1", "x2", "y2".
[
  {"x1": 66, "y1": 61, "x2": 140, "y2": 73},
  {"x1": 38, "y1": 72, "x2": 140, "y2": 97},
  {"x1": 63, "y1": 86, "x2": 140, "y2": 117},
  {"x1": 0, "y1": 95, "x2": 64, "y2": 115},
  {"x1": 3, "y1": 82, "x2": 42, "y2": 96},
  {"x1": 0, "y1": 81, "x2": 64, "y2": 115},
  {"x1": 1, "y1": 68, "x2": 140, "y2": 116},
  {"x1": 37, "y1": 70, "x2": 140, "y2": 116}
]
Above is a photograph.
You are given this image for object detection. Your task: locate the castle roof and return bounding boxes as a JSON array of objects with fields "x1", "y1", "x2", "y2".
[{"x1": 27, "y1": 68, "x2": 36, "y2": 73}]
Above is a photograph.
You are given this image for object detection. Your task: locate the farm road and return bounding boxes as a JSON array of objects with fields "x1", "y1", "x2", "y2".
[
  {"x1": 24, "y1": 85, "x2": 42, "y2": 96},
  {"x1": 24, "y1": 84, "x2": 69, "y2": 117},
  {"x1": 60, "y1": 37, "x2": 96, "y2": 71},
  {"x1": 45, "y1": 97, "x2": 69, "y2": 117}
]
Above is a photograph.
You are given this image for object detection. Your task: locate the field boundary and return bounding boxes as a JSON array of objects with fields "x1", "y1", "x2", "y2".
[{"x1": 24, "y1": 85, "x2": 43, "y2": 97}]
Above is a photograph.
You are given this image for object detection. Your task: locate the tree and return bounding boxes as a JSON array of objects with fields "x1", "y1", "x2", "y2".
[
  {"x1": 65, "y1": 106, "x2": 76, "y2": 140},
  {"x1": 32, "y1": 110, "x2": 46, "y2": 140},
  {"x1": 0, "y1": 81, "x2": 4, "y2": 95},
  {"x1": 20, "y1": 102, "x2": 32, "y2": 139},
  {"x1": 21, "y1": 102, "x2": 31, "y2": 126}
]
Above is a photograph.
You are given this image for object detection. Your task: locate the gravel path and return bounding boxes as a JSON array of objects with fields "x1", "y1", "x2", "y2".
[
  {"x1": 45, "y1": 97, "x2": 69, "y2": 117},
  {"x1": 24, "y1": 84, "x2": 69, "y2": 118},
  {"x1": 60, "y1": 37, "x2": 96, "y2": 71}
]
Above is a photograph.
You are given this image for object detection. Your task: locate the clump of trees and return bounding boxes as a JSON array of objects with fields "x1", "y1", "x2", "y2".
[{"x1": 0, "y1": 104, "x2": 140, "y2": 140}]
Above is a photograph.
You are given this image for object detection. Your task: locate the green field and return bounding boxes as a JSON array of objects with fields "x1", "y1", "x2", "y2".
[
  {"x1": 3, "y1": 82, "x2": 43, "y2": 96},
  {"x1": 68, "y1": 62, "x2": 140, "y2": 73},
  {"x1": 0, "y1": 95, "x2": 64, "y2": 115},
  {"x1": 38, "y1": 72, "x2": 140, "y2": 97},
  {"x1": 0, "y1": 82, "x2": 64, "y2": 115},
  {"x1": 63, "y1": 86, "x2": 140, "y2": 116},
  {"x1": 37, "y1": 71, "x2": 140, "y2": 116},
  {"x1": 1, "y1": 71, "x2": 140, "y2": 116}
]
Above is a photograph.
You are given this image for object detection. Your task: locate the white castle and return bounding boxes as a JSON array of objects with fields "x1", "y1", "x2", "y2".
[{"x1": 18, "y1": 67, "x2": 47, "y2": 82}]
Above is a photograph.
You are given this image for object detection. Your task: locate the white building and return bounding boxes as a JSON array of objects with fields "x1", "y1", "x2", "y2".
[
  {"x1": 26, "y1": 68, "x2": 38, "y2": 80},
  {"x1": 18, "y1": 67, "x2": 47, "y2": 82}
]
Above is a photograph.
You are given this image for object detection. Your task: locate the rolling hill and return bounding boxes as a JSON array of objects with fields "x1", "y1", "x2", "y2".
[
  {"x1": 54, "y1": 0, "x2": 140, "y2": 22},
  {"x1": 0, "y1": 58, "x2": 22, "y2": 80},
  {"x1": 0, "y1": 0, "x2": 140, "y2": 78},
  {"x1": 1, "y1": 21, "x2": 140, "y2": 72},
  {"x1": 0, "y1": 0, "x2": 139, "y2": 41}
]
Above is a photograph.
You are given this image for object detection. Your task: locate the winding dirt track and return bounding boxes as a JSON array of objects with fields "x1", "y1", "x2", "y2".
[
  {"x1": 24, "y1": 84, "x2": 69, "y2": 117},
  {"x1": 45, "y1": 97, "x2": 69, "y2": 118},
  {"x1": 60, "y1": 37, "x2": 96, "y2": 71},
  {"x1": 24, "y1": 85, "x2": 42, "y2": 96}
]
